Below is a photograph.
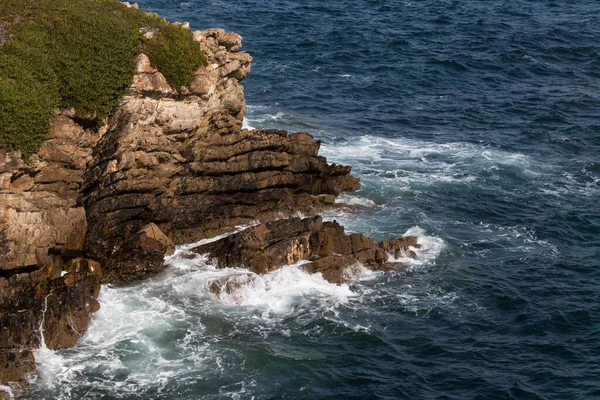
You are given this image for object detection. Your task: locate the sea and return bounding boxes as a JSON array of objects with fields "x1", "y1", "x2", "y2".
[{"x1": 17, "y1": 1, "x2": 600, "y2": 399}]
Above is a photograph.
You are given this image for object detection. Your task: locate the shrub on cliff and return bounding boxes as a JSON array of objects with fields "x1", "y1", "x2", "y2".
[
  {"x1": 142, "y1": 22, "x2": 207, "y2": 91},
  {"x1": 0, "y1": 0, "x2": 206, "y2": 158}
]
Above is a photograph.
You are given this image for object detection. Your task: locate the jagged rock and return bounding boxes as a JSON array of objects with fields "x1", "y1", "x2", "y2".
[
  {"x1": 0, "y1": 251, "x2": 101, "y2": 384},
  {"x1": 82, "y1": 32, "x2": 357, "y2": 284},
  {"x1": 194, "y1": 28, "x2": 243, "y2": 53},
  {"x1": 83, "y1": 119, "x2": 359, "y2": 285},
  {"x1": 380, "y1": 237, "x2": 421, "y2": 259},
  {"x1": 192, "y1": 216, "x2": 420, "y2": 283},
  {"x1": 96, "y1": 223, "x2": 174, "y2": 284},
  {"x1": 0, "y1": 110, "x2": 105, "y2": 385},
  {"x1": 132, "y1": 54, "x2": 175, "y2": 95},
  {"x1": 140, "y1": 223, "x2": 176, "y2": 256},
  {"x1": 0, "y1": 111, "x2": 102, "y2": 271},
  {"x1": 43, "y1": 270, "x2": 101, "y2": 349},
  {"x1": 196, "y1": 217, "x2": 317, "y2": 275}
]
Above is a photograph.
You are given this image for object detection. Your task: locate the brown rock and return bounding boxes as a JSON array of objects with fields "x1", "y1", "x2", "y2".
[
  {"x1": 303, "y1": 255, "x2": 357, "y2": 284},
  {"x1": 43, "y1": 271, "x2": 101, "y2": 349},
  {"x1": 83, "y1": 108, "x2": 359, "y2": 284},
  {"x1": 132, "y1": 72, "x2": 175, "y2": 95},
  {"x1": 9, "y1": 174, "x2": 34, "y2": 191},
  {"x1": 98, "y1": 223, "x2": 174, "y2": 284},
  {"x1": 380, "y1": 236, "x2": 421, "y2": 259},
  {"x1": 192, "y1": 216, "x2": 419, "y2": 283},
  {"x1": 203, "y1": 28, "x2": 243, "y2": 52},
  {"x1": 0, "y1": 350, "x2": 35, "y2": 386},
  {"x1": 139, "y1": 223, "x2": 175, "y2": 256},
  {"x1": 0, "y1": 150, "x2": 25, "y2": 173},
  {"x1": 194, "y1": 217, "x2": 318, "y2": 275}
]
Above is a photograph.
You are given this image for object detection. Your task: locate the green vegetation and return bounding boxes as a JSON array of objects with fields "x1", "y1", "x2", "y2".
[
  {"x1": 0, "y1": 0, "x2": 207, "y2": 158},
  {"x1": 144, "y1": 23, "x2": 207, "y2": 91}
]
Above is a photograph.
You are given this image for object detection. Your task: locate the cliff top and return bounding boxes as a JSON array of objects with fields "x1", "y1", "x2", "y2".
[{"x1": 0, "y1": 0, "x2": 207, "y2": 157}]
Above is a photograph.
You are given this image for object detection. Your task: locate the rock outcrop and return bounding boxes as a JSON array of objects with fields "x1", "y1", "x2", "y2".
[
  {"x1": 193, "y1": 216, "x2": 420, "y2": 284},
  {"x1": 0, "y1": 113, "x2": 105, "y2": 390},
  {"x1": 0, "y1": 23, "x2": 360, "y2": 388},
  {"x1": 82, "y1": 29, "x2": 358, "y2": 285},
  {"x1": 0, "y1": 12, "x2": 418, "y2": 393}
]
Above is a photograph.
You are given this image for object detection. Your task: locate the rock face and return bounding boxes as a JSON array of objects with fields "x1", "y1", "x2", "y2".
[
  {"x1": 193, "y1": 216, "x2": 420, "y2": 284},
  {"x1": 0, "y1": 251, "x2": 101, "y2": 389},
  {"x1": 0, "y1": 114, "x2": 104, "y2": 271},
  {"x1": 0, "y1": 113, "x2": 105, "y2": 388},
  {"x1": 0, "y1": 24, "x2": 360, "y2": 387},
  {"x1": 82, "y1": 29, "x2": 358, "y2": 285}
]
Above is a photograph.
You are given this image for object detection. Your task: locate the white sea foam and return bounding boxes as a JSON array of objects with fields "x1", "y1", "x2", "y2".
[
  {"x1": 33, "y1": 277, "x2": 212, "y2": 398},
  {"x1": 394, "y1": 291, "x2": 460, "y2": 316},
  {"x1": 251, "y1": 111, "x2": 286, "y2": 123},
  {"x1": 385, "y1": 226, "x2": 446, "y2": 267},
  {"x1": 468, "y1": 221, "x2": 559, "y2": 255},
  {"x1": 325, "y1": 136, "x2": 524, "y2": 168},
  {"x1": 242, "y1": 117, "x2": 255, "y2": 131},
  {"x1": 335, "y1": 193, "x2": 377, "y2": 208},
  {"x1": 28, "y1": 220, "x2": 446, "y2": 398},
  {"x1": 319, "y1": 135, "x2": 548, "y2": 188},
  {"x1": 210, "y1": 261, "x2": 355, "y2": 314}
]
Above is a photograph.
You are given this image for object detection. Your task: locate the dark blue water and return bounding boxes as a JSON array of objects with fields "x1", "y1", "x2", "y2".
[{"x1": 21, "y1": 1, "x2": 600, "y2": 399}]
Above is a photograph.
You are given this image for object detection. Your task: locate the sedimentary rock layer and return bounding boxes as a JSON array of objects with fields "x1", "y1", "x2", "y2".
[{"x1": 82, "y1": 29, "x2": 359, "y2": 285}]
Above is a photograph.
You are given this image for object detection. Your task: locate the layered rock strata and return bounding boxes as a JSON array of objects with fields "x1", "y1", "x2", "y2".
[
  {"x1": 0, "y1": 115, "x2": 104, "y2": 389},
  {"x1": 82, "y1": 28, "x2": 358, "y2": 285},
  {"x1": 194, "y1": 216, "x2": 420, "y2": 286}
]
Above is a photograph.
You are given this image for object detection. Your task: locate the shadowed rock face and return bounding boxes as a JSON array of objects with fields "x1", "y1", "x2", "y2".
[
  {"x1": 0, "y1": 253, "x2": 101, "y2": 388},
  {"x1": 193, "y1": 216, "x2": 421, "y2": 284}
]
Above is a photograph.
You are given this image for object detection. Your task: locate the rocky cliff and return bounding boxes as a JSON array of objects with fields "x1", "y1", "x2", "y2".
[{"x1": 0, "y1": 12, "x2": 418, "y2": 395}]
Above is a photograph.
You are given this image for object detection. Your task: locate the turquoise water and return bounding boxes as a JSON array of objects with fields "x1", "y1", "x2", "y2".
[{"x1": 21, "y1": 1, "x2": 600, "y2": 399}]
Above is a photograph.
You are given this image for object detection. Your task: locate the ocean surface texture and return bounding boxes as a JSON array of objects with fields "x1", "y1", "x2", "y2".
[{"x1": 21, "y1": 1, "x2": 599, "y2": 399}]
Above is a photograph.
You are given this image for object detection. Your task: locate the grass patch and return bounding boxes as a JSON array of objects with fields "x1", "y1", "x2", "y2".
[{"x1": 0, "y1": 0, "x2": 207, "y2": 158}]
